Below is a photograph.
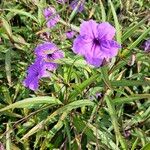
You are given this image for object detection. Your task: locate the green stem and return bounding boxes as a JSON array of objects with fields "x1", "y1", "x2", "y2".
[{"x1": 59, "y1": 19, "x2": 80, "y2": 32}]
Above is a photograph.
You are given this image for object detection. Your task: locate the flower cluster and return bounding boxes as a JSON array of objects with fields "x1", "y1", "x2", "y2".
[
  {"x1": 23, "y1": 2, "x2": 121, "y2": 91},
  {"x1": 23, "y1": 42, "x2": 63, "y2": 91}
]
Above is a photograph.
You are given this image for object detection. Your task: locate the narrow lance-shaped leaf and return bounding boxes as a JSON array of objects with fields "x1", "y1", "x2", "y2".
[
  {"x1": 21, "y1": 100, "x2": 95, "y2": 140},
  {"x1": 69, "y1": 73, "x2": 99, "y2": 101},
  {"x1": 5, "y1": 9, "x2": 38, "y2": 23},
  {"x1": 99, "y1": 0, "x2": 106, "y2": 22},
  {"x1": 101, "y1": 66, "x2": 112, "y2": 89},
  {"x1": 109, "y1": 0, "x2": 122, "y2": 44},
  {"x1": 113, "y1": 94, "x2": 150, "y2": 105},
  {"x1": 122, "y1": 27, "x2": 150, "y2": 57},
  {"x1": 122, "y1": 16, "x2": 149, "y2": 42},
  {"x1": 0, "y1": 96, "x2": 63, "y2": 112},
  {"x1": 105, "y1": 90, "x2": 128, "y2": 149},
  {"x1": 5, "y1": 49, "x2": 11, "y2": 86},
  {"x1": 1, "y1": 17, "x2": 13, "y2": 38}
]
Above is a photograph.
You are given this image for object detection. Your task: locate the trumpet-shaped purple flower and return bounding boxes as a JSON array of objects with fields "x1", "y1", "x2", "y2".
[
  {"x1": 72, "y1": 20, "x2": 121, "y2": 67},
  {"x1": 70, "y1": 0, "x2": 85, "y2": 12},
  {"x1": 23, "y1": 58, "x2": 49, "y2": 91},
  {"x1": 43, "y1": 7, "x2": 60, "y2": 28},
  {"x1": 35, "y1": 42, "x2": 64, "y2": 70}
]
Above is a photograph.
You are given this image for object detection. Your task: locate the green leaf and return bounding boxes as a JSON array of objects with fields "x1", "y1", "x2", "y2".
[
  {"x1": 1, "y1": 17, "x2": 13, "y2": 38},
  {"x1": 57, "y1": 57, "x2": 87, "y2": 68},
  {"x1": 5, "y1": 49, "x2": 11, "y2": 86},
  {"x1": 73, "y1": 116, "x2": 96, "y2": 142},
  {"x1": 128, "y1": 27, "x2": 150, "y2": 50},
  {"x1": 46, "y1": 112, "x2": 67, "y2": 141},
  {"x1": 59, "y1": 19, "x2": 80, "y2": 32},
  {"x1": 97, "y1": 80, "x2": 150, "y2": 87},
  {"x1": 99, "y1": 0, "x2": 106, "y2": 22},
  {"x1": 141, "y1": 142, "x2": 150, "y2": 150},
  {"x1": 0, "y1": 96, "x2": 62, "y2": 112},
  {"x1": 73, "y1": 116, "x2": 120, "y2": 150},
  {"x1": 2, "y1": 86, "x2": 12, "y2": 104},
  {"x1": 113, "y1": 94, "x2": 150, "y2": 105},
  {"x1": 21, "y1": 100, "x2": 95, "y2": 140},
  {"x1": 69, "y1": 73, "x2": 99, "y2": 101},
  {"x1": 105, "y1": 90, "x2": 128, "y2": 149},
  {"x1": 122, "y1": 16, "x2": 149, "y2": 42},
  {"x1": 109, "y1": 0, "x2": 122, "y2": 44},
  {"x1": 101, "y1": 66, "x2": 112, "y2": 89},
  {"x1": 5, "y1": 9, "x2": 38, "y2": 23}
]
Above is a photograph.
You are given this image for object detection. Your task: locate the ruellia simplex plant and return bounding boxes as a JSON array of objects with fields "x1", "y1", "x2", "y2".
[{"x1": 0, "y1": 0, "x2": 150, "y2": 149}]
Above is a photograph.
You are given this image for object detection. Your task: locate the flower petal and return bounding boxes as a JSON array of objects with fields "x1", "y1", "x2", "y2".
[
  {"x1": 85, "y1": 55, "x2": 103, "y2": 67},
  {"x1": 34, "y1": 42, "x2": 57, "y2": 57},
  {"x1": 72, "y1": 35, "x2": 93, "y2": 55},
  {"x1": 23, "y1": 75, "x2": 39, "y2": 91},
  {"x1": 98, "y1": 22, "x2": 116, "y2": 40},
  {"x1": 100, "y1": 40, "x2": 121, "y2": 58},
  {"x1": 53, "y1": 50, "x2": 64, "y2": 59},
  {"x1": 44, "y1": 62, "x2": 58, "y2": 71},
  {"x1": 80, "y1": 20, "x2": 98, "y2": 39},
  {"x1": 28, "y1": 77, "x2": 39, "y2": 91}
]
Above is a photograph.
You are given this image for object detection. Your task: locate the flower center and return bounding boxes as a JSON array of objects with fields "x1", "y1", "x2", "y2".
[
  {"x1": 47, "y1": 53, "x2": 53, "y2": 60},
  {"x1": 93, "y1": 38, "x2": 100, "y2": 45}
]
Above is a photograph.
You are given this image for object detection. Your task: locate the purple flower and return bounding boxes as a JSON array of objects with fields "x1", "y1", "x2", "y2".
[
  {"x1": 95, "y1": 93, "x2": 102, "y2": 99},
  {"x1": 35, "y1": 42, "x2": 64, "y2": 70},
  {"x1": 23, "y1": 58, "x2": 49, "y2": 91},
  {"x1": 143, "y1": 39, "x2": 150, "y2": 52},
  {"x1": 66, "y1": 31, "x2": 76, "y2": 39},
  {"x1": 70, "y1": 0, "x2": 85, "y2": 12},
  {"x1": 43, "y1": 7, "x2": 60, "y2": 28},
  {"x1": 72, "y1": 20, "x2": 121, "y2": 67}
]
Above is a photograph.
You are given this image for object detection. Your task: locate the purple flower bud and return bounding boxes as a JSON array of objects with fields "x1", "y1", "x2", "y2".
[
  {"x1": 66, "y1": 31, "x2": 76, "y2": 39},
  {"x1": 143, "y1": 39, "x2": 150, "y2": 52},
  {"x1": 70, "y1": 0, "x2": 85, "y2": 12},
  {"x1": 43, "y1": 7, "x2": 60, "y2": 28}
]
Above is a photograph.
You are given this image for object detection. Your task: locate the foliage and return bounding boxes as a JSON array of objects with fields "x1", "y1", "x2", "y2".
[{"x1": 0, "y1": 0, "x2": 150, "y2": 149}]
